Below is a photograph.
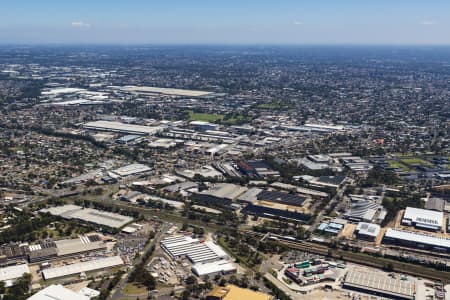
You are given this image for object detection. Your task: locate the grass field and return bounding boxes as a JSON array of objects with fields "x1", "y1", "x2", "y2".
[
  {"x1": 188, "y1": 110, "x2": 251, "y2": 125},
  {"x1": 400, "y1": 157, "x2": 433, "y2": 167},
  {"x1": 188, "y1": 110, "x2": 224, "y2": 122},
  {"x1": 386, "y1": 160, "x2": 410, "y2": 171},
  {"x1": 122, "y1": 283, "x2": 147, "y2": 295}
]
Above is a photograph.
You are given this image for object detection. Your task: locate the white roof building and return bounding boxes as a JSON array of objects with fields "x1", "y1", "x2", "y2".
[
  {"x1": 384, "y1": 228, "x2": 450, "y2": 251},
  {"x1": 0, "y1": 264, "x2": 30, "y2": 284},
  {"x1": 111, "y1": 163, "x2": 151, "y2": 177},
  {"x1": 355, "y1": 222, "x2": 381, "y2": 239},
  {"x1": 40, "y1": 205, "x2": 133, "y2": 228},
  {"x1": 42, "y1": 256, "x2": 124, "y2": 280},
  {"x1": 27, "y1": 284, "x2": 89, "y2": 300},
  {"x1": 161, "y1": 236, "x2": 228, "y2": 264},
  {"x1": 192, "y1": 260, "x2": 236, "y2": 277},
  {"x1": 402, "y1": 207, "x2": 443, "y2": 230}
]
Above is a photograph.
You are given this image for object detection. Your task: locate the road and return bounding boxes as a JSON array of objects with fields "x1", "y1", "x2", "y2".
[
  {"x1": 110, "y1": 222, "x2": 171, "y2": 300},
  {"x1": 307, "y1": 184, "x2": 347, "y2": 233}
]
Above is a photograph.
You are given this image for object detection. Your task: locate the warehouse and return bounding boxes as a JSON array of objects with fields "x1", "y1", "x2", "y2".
[
  {"x1": 27, "y1": 284, "x2": 89, "y2": 300},
  {"x1": 40, "y1": 205, "x2": 133, "y2": 229},
  {"x1": 0, "y1": 264, "x2": 30, "y2": 286},
  {"x1": 160, "y1": 236, "x2": 228, "y2": 264},
  {"x1": 54, "y1": 235, "x2": 106, "y2": 257},
  {"x1": 402, "y1": 207, "x2": 443, "y2": 231},
  {"x1": 120, "y1": 85, "x2": 214, "y2": 97},
  {"x1": 383, "y1": 228, "x2": 450, "y2": 252},
  {"x1": 110, "y1": 163, "x2": 151, "y2": 177},
  {"x1": 193, "y1": 183, "x2": 247, "y2": 207},
  {"x1": 256, "y1": 190, "x2": 306, "y2": 207},
  {"x1": 192, "y1": 260, "x2": 236, "y2": 278},
  {"x1": 83, "y1": 120, "x2": 164, "y2": 135},
  {"x1": 42, "y1": 256, "x2": 124, "y2": 280},
  {"x1": 343, "y1": 269, "x2": 415, "y2": 300},
  {"x1": 241, "y1": 203, "x2": 311, "y2": 223}
]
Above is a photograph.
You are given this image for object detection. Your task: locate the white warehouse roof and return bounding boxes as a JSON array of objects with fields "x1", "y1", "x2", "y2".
[
  {"x1": 27, "y1": 284, "x2": 89, "y2": 300},
  {"x1": 0, "y1": 264, "x2": 30, "y2": 282},
  {"x1": 111, "y1": 163, "x2": 151, "y2": 177},
  {"x1": 356, "y1": 222, "x2": 381, "y2": 238},
  {"x1": 161, "y1": 236, "x2": 228, "y2": 264},
  {"x1": 40, "y1": 205, "x2": 133, "y2": 228},
  {"x1": 402, "y1": 207, "x2": 443, "y2": 229},
  {"x1": 192, "y1": 260, "x2": 236, "y2": 277},
  {"x1": 84, "y1": 120, "x2": 163, "y2": 135},
  {"x1": 384, "y1": 228, "x2": 450, "y2": 249},
  {"x1": 42, "y1": 256, "x2": 123, "y2": 280}
]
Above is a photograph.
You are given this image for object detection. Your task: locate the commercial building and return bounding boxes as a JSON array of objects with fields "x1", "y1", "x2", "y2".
[
  {"x1": 207, "y1": 285, "x2": 272, "y2": 300},
  {"x1": 27, "y1": 284, "x2": 89, "y2": 300},
  {"x1": 402, "y1": 207, "x2": 443, "y2": 231},
  {"x1": 83, "y1": 120, "x2": 164, "y2": 135},
  {"x1": 40, "y1": 205, "x2": 133, "y2": 229},
  {"x1": 383, "y1": 228, "x2": 450, "y2": 252},
  {"x1": 0, "y1": 264, "x2": 30, "y2": 286},
  {"x1": 355, "y1": 222, "x2": 381, "y2": 241},
  {"x1": 42, "y1": 256, "x2": 124, "y2": 280},
  {"x1": 343, "y1": 269, "x2": 415, "y2": 300}
]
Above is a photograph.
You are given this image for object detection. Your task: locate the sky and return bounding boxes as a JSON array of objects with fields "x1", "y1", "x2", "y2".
[{"x1": 1, "y1": 0, "x2": 449, "y2": 45}]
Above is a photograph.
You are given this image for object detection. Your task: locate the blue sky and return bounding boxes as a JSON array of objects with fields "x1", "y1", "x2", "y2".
[{"x1": 1, "y1": 0, "x2": 449, "y2": 44}]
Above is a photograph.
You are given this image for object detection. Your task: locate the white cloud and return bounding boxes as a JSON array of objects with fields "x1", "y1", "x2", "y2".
[
  {"x1": 419, "y1": 20, "x2": 437, "y2": 26},
  {"x1": 293, "y1": 21, "x2": 304, "y2": 26},
  {"x1": 71, "y1": 21, "x2": 91, "y2": 28}
]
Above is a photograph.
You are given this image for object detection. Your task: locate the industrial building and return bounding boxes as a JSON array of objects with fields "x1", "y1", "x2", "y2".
[
  {"x1": 256, "y1": 190, "x2": 306, "y2": 207},
  {"x1": 191, "y1": 260, "x2": 236, "y2": 278},
  {"x1": 193, "y1": 183, "x2": 248, "y2": 206},
  {"x1": 383, "y1": 228, "x2": 450, "y2": 252},
  {"x1": 343, "y1": 269, "x2": 415, "y2": 300},
  {"x1": 0, "y1": 264, "x2": 30, "y2": 286},
  {"x1": 317, "y1": 220, "x2": 346, "y2": 235},
  {"x1": 40, "y1": 205, "x2": 133, "y2": 229},
  {"x1": 110, "y1": 163, "x2": 151, "y2": 177},
  {"x1": 402, "y1": 207, "x2": 443, "y2": 231},
  {"x1": 241, "y1": 203, "x2": 311, "y2": 223},
  {"x1": 120, "y1": 85, "x2": 214, "y2": 97},
  {"x1": 42, "y1": 256, "x2": 124, "y2": 280},
  {"x1": 83, "y1": 120, "x2": 164, "y2": 135},
  {"x1": 207, "y1": 285, "x2": 272, "y2": 300},
  {"x1": 160, "y1": 236, "x2": 228, "y2": 264},
  {"x1": 27, "y1": 284, "x2": 90, "y2": 300},
  {"x1": 355, "y1": 222, "x2": 381, "y2": 241}
]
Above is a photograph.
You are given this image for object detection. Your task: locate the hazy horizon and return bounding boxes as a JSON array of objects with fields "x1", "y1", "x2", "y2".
[{"x1": 1, "y1": 0, "x2": 449, "y2": 45}]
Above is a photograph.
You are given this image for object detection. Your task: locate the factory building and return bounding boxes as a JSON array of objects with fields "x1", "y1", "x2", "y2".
[
  {"x1": 383, "y1": 228, "x2": 450, "y2": 252},
  {"x1": 355, "y1": 222, "x2": 381, "y2": 241},
  {"x1": 40, "y1": 205, "x2": 133, "y2": 229},
  {"x1": 42, "y1": 256, "x2": 123, "y2": 280},
  {"x1": 27, "y1": 284, "x2": 90, "y2": 300},
  {"x1": 0, "y1": 264, "x2": 30, "y2": 287},
  {"x1": 402, "y1": 207, "x2": 443, "y2": 231},
  {"x1": 343, "y1": 269, "x2": 415, "y2": 300}
]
